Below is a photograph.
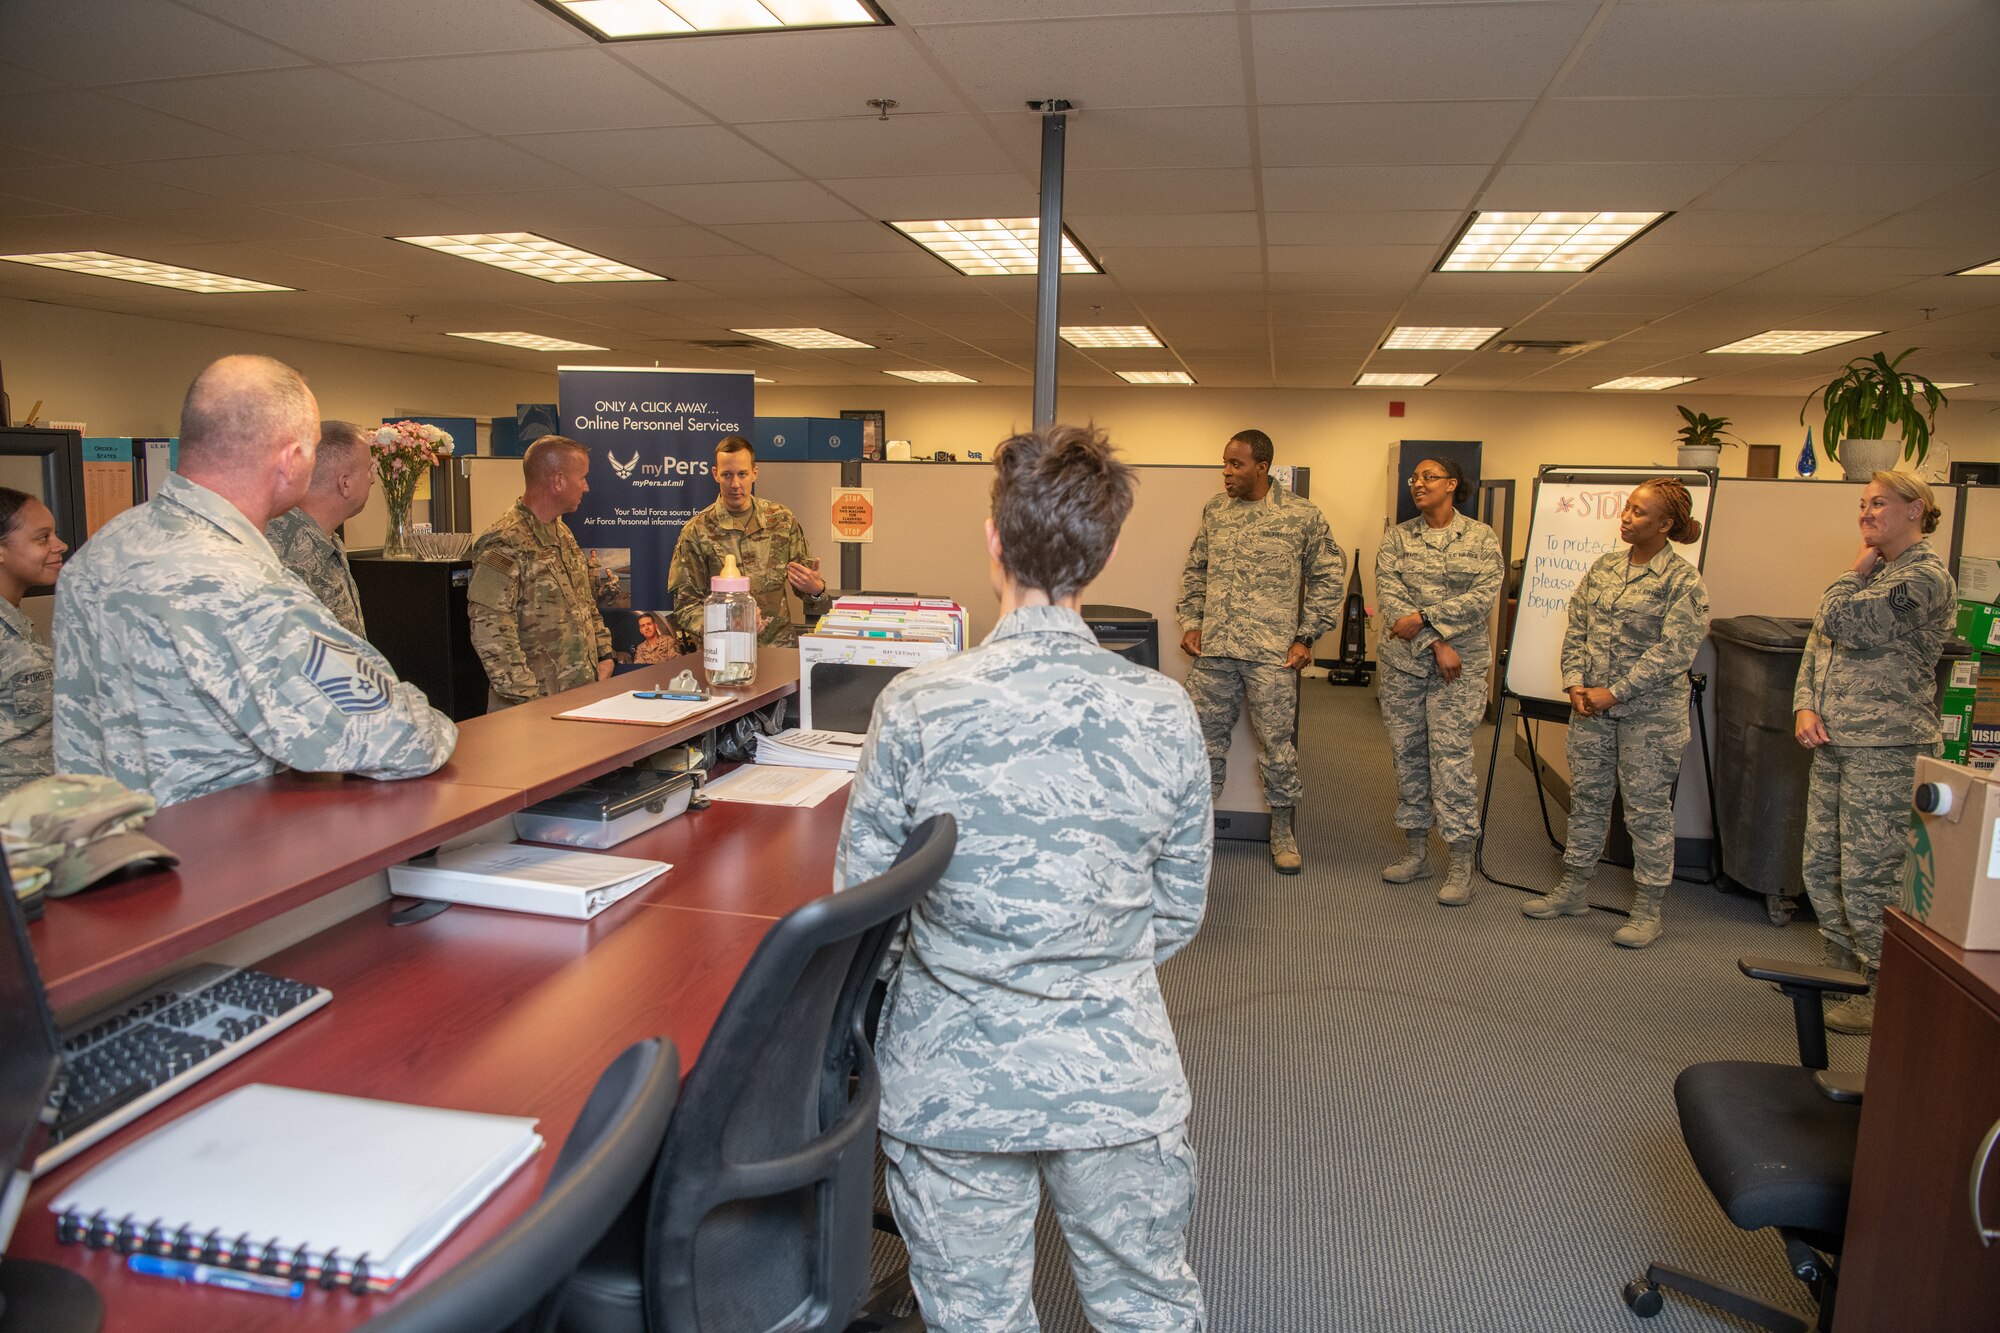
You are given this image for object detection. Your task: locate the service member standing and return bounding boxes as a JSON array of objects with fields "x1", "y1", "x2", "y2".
[
  {"x1": 1177, "y1": 429, "x2": 1344, "y2": 873},
  {"x1": 264, "y1": 419, "x2": 372, "y2": 640},
  {"x1": 0, "y1": 489, "x2": 66, "y2": 795},
  {"x1": 1375, "y1": 457, "x2": 1503, "y2": 905},
  {"x1": 467, "y1": 435, "x2": 614, "y2": 711},
  {"x1": 1794, "y1": 472, "x2": 1955, "y2": 1034},
  {"x1": 54, "y1": 355, "x2": 455, "y2": 807},
  {"x1": 667, "y1": 436, "x2": 831, "y2": 649},
  {"x1": 839, "y1": 424, "x2": 1211, "y2": 1333},
  {"x1": 1525, "y1": 478, "x2": 1709, "y2": 947}
]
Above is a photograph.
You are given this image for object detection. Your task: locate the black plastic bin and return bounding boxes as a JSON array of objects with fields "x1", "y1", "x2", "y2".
[
  {"x1": 1083, "y1": 604, "x2": 1160, "y2": 670},
  {"x1": 1710, "y1": 615, "x2": 1972, "y2": 912}
]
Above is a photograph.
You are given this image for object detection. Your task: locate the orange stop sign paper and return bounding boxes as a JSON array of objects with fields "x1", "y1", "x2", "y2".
[{"x1": 831, "y1": 487, "x2": 875, "y2": 543}]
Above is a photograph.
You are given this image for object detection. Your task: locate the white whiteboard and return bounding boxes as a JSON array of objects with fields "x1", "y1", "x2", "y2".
[{"x1": 1506, "y1": 467, "x2": 1716, "y2": 705}]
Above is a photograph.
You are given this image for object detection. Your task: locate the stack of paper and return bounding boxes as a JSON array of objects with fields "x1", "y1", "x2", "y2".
[
  {"x1": 814, "y1": 596, "x2": 967, "y2": 650},
  {"x1": 755, "y1": 729, "x2": 866, "y2": 771},
  {"x1": 703, "y1": 765, "x2": 852, "y2": 808}
]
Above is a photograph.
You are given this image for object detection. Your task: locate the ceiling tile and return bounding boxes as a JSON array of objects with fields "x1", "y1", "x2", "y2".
[
  {"x1": 615, "y1": 27, "x2": 963, "y2": 124},
  {"x1": 1865, "y1": 3, "x2": 2000, "y2": 95},
  {"x1": 1765, "y1": 96, "x2": 2000, "y2": 164},
  {"x1": 788, "y1": 251, "x2": 959, "y2": 279},
  {"x1": 1483, "y1": 161, "x2": 1741, "y2": 210},
  {"x1": 912, "y1": 14, "x2": 1248, "y2": 112},
  {"x1": 550, "y1": 224, "x2": 754, "y2": 262},
  {"x1": 1692, "y1": 160, "x2": 1991, "y2": 212},
  {"x1": 0, "y1": 0, "x2": 307, "y2": 86},
  {"x1": 739, "y1": 116, "x2": 1014, "y2": 179},
  {"x1": 346, "y1": 50, "x2": 708, "y2": 136},
  {"x1": 1258, "y1": 101, "x2": 1532, "y2": 167},
  {"x1": 1268, "y1": 244, "x2": 1436, "y2": 275},
  {"x1": 318, "y1": 138, "x2": 591, "y2": 195},
  {"x1": 1516, "y1": 97, "x2": 1835, "y2": 164},
  {"x1": 510, "y1": 126, "x2": 795, "y2": 187},
  {"x1": 1249, "y1": 4, "x2": 1598, "y2": 103},
  {"x1": 1558, "y1": 0, "x2": 1967, "y2": 98},
  {"x1": 1066, "y1": 169, "x2": 1257, "y2": 214},
  {"x1": 995, "y1": 107, "x2": 1253, "y2": 171},
  {"x1": 820, "y1": 173, "x2": 1035, "y2": 218},
  {"x1": 1067, "y1": 213, "x2": 1260, "y2": 247},
  {"x1": 1649, "y1": 209, "x2": 1889, "y2": 248},
  {"x1": 433, "y1": 188, "x2": 683, "y2": 232},
  {"x1": 1098, "y1": 246, "x2": 1263, "y2": 275},
  {"x1": 704, "y1": 221, "x2": 908, "y2": 254},
  {"x1": 1262, "y1": 165, "x2": 1485, "y2": 213},
  {"x1": 0, "y1": 91, "x2": 255, "y2": 163},
  {"x1": 120, "y1": 153, "x2": 403, "y2": 204},
  {"x1": 1263, "y1": 211, "x2": 1462, "y2": 247},
  {"x1": 2, "y1": 165, "x2": 223, "y2": 213},
  {"x1": 624, "y1": 181, "x2": 863, "y2": 225},
  {"x1": 176, "y1": 0, "x2": 589, "y2": 63},
  {"x1": 113, "y1": 68, "x2": 470, "y2": 151}
]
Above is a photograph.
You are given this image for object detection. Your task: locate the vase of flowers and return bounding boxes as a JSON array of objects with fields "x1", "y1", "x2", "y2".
[{"x1": 370, "y1": 420, "x2": 455, "y2": 560}]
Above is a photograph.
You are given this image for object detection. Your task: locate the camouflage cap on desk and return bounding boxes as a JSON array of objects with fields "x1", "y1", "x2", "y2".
[{"x1": 0, "y1": 775, "x2": 178, "y2": 898}]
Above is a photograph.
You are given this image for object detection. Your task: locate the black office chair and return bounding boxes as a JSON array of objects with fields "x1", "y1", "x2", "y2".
[
  {"x1": 359, "y1": 1038, "x2": 681, "y2": 1333},
  {"x1": 1624, "y1": 956, "x2": 1870, "y2": 1332},
  {"x1": 554, "y1": 814, "x2": 957, "y2": 1333}
]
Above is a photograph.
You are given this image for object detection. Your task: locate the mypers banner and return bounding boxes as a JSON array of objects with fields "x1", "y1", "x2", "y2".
[{"x1": 556, "y1": 366, "x2": 752, "y2": 610}]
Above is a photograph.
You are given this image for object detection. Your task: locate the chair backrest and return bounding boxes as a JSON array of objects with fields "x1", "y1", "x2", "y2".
[
  {"x1": 359, "y1": 1038, "x2": 680, "y2": 1333},
  {"x1": 645, "y1": 814, "x2": 957, "y2": 1333}
]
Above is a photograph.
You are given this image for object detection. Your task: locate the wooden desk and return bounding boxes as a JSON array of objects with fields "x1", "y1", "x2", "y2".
[
  {"x1": 1835, "y1": 910, "x2": 2000, "y2": 1330},
  {"x1": 15, "y1": 757, "x2": 849, "y2": 1330},
  {"x1": 26, "y1": 649, "x2": 799, "y2": 1012}
]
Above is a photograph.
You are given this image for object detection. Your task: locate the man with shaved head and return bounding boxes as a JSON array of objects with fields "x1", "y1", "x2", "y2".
[
  {"x1": 265, "y1": 419, "x2": 374, "y2": 639},
  {"x1": 53, "y1": 355, "x2": 456, "y2": 806},
  {"x1": 466, "y1": 434, "x2": 613, "y2": 710}
]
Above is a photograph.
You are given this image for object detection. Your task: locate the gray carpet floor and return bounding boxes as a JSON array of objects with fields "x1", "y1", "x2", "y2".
[{"x1": 1002, "y1": 682, "x2": 1868, "y2": 1333}]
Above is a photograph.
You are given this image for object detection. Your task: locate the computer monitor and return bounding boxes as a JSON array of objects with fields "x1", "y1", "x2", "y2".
[{"x1": 0, "y1": 861, "x2": 101, "y2": 1331}]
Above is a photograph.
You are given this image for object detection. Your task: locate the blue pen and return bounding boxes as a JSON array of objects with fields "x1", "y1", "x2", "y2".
[
  {"x1": 632, "y1": 690, "x2": 708, "y2": 701},
  {"x1": 128, "y1": 1253, "x2": 305, "y2": 1299}
]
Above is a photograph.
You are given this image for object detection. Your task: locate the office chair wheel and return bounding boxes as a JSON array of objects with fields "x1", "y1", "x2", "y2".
[{"x1": 1622, "y1": 1278, "x2": 1664, "y2": 1317}]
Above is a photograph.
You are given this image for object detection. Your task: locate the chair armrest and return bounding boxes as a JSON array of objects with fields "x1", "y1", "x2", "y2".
[
  {"x1": 1813, "y1": 1070, "x2": 1865, "y2": 1104},
  {"x1": 1739, "y1": 956, "x2": 1869, "y2": 994}
]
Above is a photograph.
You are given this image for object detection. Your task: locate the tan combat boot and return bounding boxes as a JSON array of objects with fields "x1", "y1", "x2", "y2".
[
  {"x1": 1382, "y1": 829, "x2": 1432, "y2": 883},
  {"x1": 1436, "y1": 838, "x2": 1477, "y2": 906},
  {"x1": 1523, "y1": 868, "x2": 1594, "y2": 918},
  {"x1": 1825, "y1": 967, "x2": 1876, "y2": 1034},
  {"x1": 1612, "y1": 882, "x2": 1666, "y2": 948},
  {"x1": 1269, "y1": 807, "x2": 1302, "y2": 875}
]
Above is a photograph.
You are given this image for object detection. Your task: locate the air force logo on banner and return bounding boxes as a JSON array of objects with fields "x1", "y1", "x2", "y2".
[
  {"x1": 304, "y1": 634, "x2": 392, "y2": 715},
  {"x1": 610, "y1": 451, "x2": 640, "y2": 480}
]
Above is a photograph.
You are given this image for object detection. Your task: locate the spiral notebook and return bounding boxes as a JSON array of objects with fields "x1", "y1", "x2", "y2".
[{"x1": 50, "y1": 1083, "x2": 542, "y2": 1293}]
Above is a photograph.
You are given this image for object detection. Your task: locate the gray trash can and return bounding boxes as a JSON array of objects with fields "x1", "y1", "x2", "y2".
[{"x1": 1710, "y1": 615, "x2": 1972, "y2": 916}]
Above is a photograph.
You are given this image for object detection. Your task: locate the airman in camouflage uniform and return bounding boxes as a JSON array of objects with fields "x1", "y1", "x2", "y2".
[
  {"x1": 266, "y1": 508, "x2": 366, "y2": 640},
  {"x1": 467, "y1": 436, "x2": 614, "y2": 711},
  {"x1": 1794, "y1": 473, "x2": 1956, "y2": 1033},
  {"x1": 1527, "y1": 482, "x2": 1709, "y2": 947},
  {"x1": 838, "y1": 424, "x2": 1210, "y2": 1333},
  {"x1": 1177, "y1": 431, "x2": 1343, "y2": 873},
  {"x1": 1375, "y1": 499, "x2": 1503, "y2": 904},
  {"x1": 0, "y1": 596, "x2": 54, "y2": 796},
  {"x1": 667, "y1": 438, "x2": 830, "y2": 649},
  {"x1": 54, "y1": 357, "x2": 455, "y2": 808}
]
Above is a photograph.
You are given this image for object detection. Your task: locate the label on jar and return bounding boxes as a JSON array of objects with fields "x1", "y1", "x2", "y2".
[
  {"x1": 705, "y1": 631, "x2": 754, "y2": 675},
  {"x1": 704, "y1": 602, "x2": 734, "y2": 633}
]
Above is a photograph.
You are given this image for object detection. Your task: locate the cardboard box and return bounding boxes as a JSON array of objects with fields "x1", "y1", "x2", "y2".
[
  {"x1": 1957, "y1": 600, "x2": 2000, "y2": 653},
  {"x1": 1905, "y1": 755, "x2": 2000, "y2": 950}
]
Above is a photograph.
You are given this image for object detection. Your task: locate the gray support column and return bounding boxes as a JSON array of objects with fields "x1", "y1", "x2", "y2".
[{"x1": 1032, "y1": 99, "x2": 1071, "y2": 431}]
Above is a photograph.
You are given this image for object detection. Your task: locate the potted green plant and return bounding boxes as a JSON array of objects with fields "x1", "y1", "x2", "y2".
[
  {"x1": 1673, "y1": 406, "x2": 1741, "y2": 471},
  {"x1": 1800, "y1": 347, "x2": 1949, "y2": 481}
]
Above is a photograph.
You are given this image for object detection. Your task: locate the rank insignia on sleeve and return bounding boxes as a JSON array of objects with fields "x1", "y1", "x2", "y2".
[{"x1": 304, "y1": 634, "x2": 391, "y2": 715}]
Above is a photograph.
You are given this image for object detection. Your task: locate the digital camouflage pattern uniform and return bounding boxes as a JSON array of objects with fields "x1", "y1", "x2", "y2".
[
  {"x1": 836, "y1": 604, "x2": 1212, "y2": 1333},
  {"x1": 1374, "y1": 512, "x2": 1504, "y2": 843},
  {"x1": 467, "y1": 500, "x2": 612, "y2": 710},
  {"x1": 264, "y1": 506, "x2": 366, "y2": 640},
  {"x1": 1793, "y1": 539, "x2": 1955, "y2": 972},
  {"x1": 1176, "y1": 484, "x2": 1344, "y2": 806},
  {"x1": 1560, "y1": 545, "x2": 1710, "y2": 887},
  {"x1": 0, "y1": 597, "x2": 54, "y2": 796},
  {"x1": 666, "y1": 496, "x2": 830, "y2": 650},
  {"x1": 52, "y1": 473, "x2": 456, "y2": 808}
]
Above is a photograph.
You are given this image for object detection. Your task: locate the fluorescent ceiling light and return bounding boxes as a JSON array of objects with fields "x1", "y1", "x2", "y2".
[
  {"x1": 888, "y1": 219, "x2": 1100, "y2": 277},
  {"x1": 0, "y1": 250, "x2": 291, "y2": 293},
  {"x1": 885, "y1": 370, "x2": 977, "y2": 383},
  {"x1": 394, "y1": 233, "x2": 665, "y2": 283},
  {"x1": 1436, "y1": 211, "x2": 1668, "y2": 273},
  {"x1": 550, "y1": 0, "x2": 883, "y2": 41},
  {"x1": 1063, "y1": 325, "x2": 1163, "y2": 349},
  {"x1": 1356, "y1": 373, "x2": 1437, "y2": 387},
  {"x1": 1932, "y1": 381, "x2": 1974, "y2": 390},
  {"x1": 1707, "y1": 330, "x2": 1878, "y2": 355},
  {"x1": 447, "y1": 331, "x2": 609, "y2": 352},
  {"x1": 1118, "y1": 371, "x2": 1196, "y2": 385},
  {"x1": 1592, "y1": 375, "x2": 1699, "y2": 391},
  {"x1": 732, "y1": 327, "x2": 874, "y2": 349},
  {"x1": 1951, "y1": 259, "x2": 2000, "y2": 277},
  {"x1": 1381, "y1": 326, "x2": 1501, "y2": 351},
  {"x1": 754, "y1": 376, "x2": 776, "y2": 384}
]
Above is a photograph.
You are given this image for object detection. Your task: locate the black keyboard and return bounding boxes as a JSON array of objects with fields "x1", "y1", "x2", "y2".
[{"x1": 36, "y1": 964, "x2": 330, "y2": 1177}]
